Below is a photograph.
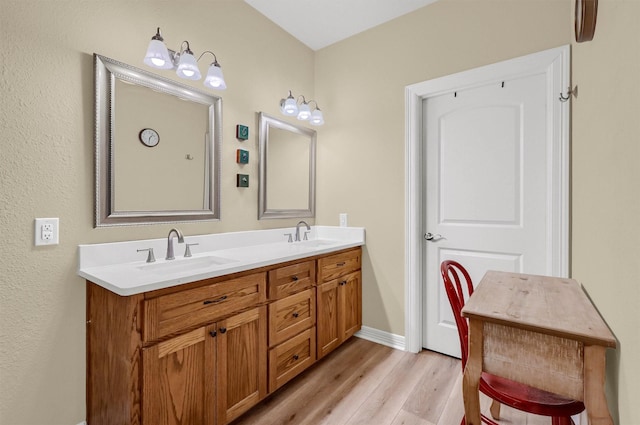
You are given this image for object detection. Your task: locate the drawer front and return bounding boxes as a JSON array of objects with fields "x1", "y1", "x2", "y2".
[
  {"x1": 268, "y1": 327, "x2": 316, "y2": 393},
  {"x1": 268, "y1": 260, "x2": 315, "y2": 300},
  {"x1": 269, "y1": 288, "x2": 316, "y2": 347},
  {"x1": 318, "y1": 248, "x2": 361, "y2": 283},
  {"x1": 144, "y1": 272, "x2": 266, "y2": 342}
]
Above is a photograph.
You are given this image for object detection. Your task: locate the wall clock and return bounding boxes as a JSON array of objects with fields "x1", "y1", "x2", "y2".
[
  {"x1": 139, "y1": 128, "x2": 160, "y2": 147},
  {"x1": 575, "y1": 0, "x2": 598, "y2": 42}
]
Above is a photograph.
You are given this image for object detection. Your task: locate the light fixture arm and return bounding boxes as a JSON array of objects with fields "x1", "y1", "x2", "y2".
[
  {"x1": 307, "y1": 100, "x2": 321, "y2": 110},
  {"x1": 198, "y1": 51, "x2": 220, "y2": 66}
]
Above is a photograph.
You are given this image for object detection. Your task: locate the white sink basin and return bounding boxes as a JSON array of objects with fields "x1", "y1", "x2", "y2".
[
  {"x1": 294, "y1": 240, "x2": 337, "y2": 249},
  {"x1": 137, "y1": 255, "x2": 237, "y2": 274}
]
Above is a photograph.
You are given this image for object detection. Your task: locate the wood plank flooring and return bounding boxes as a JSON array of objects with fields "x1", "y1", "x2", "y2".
[{"x1": 232, "y1": 337, "x2": 553, "y2": 425}]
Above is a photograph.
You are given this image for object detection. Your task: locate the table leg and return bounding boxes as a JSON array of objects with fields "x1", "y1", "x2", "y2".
[
  {"x1": 583, "y1": 345, "x2": 613, "y2": 425},
  {"x1": 463, "y1": 318, "x2": 483, "y2": 425}
]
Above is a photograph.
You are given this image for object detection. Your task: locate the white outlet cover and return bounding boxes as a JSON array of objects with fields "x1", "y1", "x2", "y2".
[{"x1": 35, "y1": 217, "x2": 59, "y2": 246}]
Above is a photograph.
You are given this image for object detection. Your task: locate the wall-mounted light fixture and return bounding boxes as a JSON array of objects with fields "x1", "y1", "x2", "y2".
[
  {"x1": 279, "y1": 90, "x2": 324, "y2": 126},
  {"x1": 143, "y1": 27, "x2": 227, "y2": 90}
]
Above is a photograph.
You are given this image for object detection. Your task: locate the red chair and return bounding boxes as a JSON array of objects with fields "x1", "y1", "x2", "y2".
[{"x1": 440, "y1": 260, "x2": 585, "y2": 425}]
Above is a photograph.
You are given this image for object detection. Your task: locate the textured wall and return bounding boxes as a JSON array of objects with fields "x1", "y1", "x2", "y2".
[
  {"x1": 0, "y1": 2, "x2": 314, "y2": 424},
  {"x1": 314, "y1": 0, "x2": 571, "y2": 339},
  {"x1": 2, "y1": 0, "x2": 638, "y2": 424},
  {"x1": 571, "y1": 1, "x2": 640, "y2": 423},
  {"x1": 314, "y1": 0, "x2": 639, "y2": 422}
]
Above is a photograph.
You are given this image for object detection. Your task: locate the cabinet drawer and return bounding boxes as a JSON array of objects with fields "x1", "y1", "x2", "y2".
[
  {"x1": 268, "y1": 327, "x2": 316, "y2": 392},
  {"x1": 144, "y1": 273, "x2": 266, "y2": 342},
  {"x1": 269, "y1": 288, "x2": 316, "y2": 347},
  {"x1": 268, "y1": 260, "x2": 315, "y2": 300},
  {"x1": 318, "y1": 248, "x2": 361, "y2": 283}
]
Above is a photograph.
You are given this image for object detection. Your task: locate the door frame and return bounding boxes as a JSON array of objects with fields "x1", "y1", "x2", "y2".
[{"x1": 404, "y1": 45, "x2": 571, "y2": 353}]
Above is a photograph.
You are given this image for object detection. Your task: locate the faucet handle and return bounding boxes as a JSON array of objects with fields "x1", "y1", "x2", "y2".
[
  {"x1": 137, "y1": 248, "x2": 156, "y2": 263},
  {"x1": 284, "y1": 233, "x2": 293, "y2": 243},
  {"x1": 303, "y1": 231, "x2": 310, "y2": 241},
  {"x1": 184, "y1": 243, "x2": 199, "y2": 258}
]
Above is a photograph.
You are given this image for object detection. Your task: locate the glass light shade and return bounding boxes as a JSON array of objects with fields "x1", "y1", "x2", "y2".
[
  {"x1": 176, "y1": 52, "x2": 201, "y2": 80},
  {"x1": 309, "y1": 109, "x2": 324, "y2": 126},
  {"x1": 144, "y1": 39, "x2": 173, "y2": 69},
  {"x1": 281, "y1": 97, "x2": 298, "y2": 116},
  {"x1": 297, "y1": 103, "x2": 311, "y2": 120},
  {"x1": 204, "y1": 63, "x2": 227, "y2": 89}
]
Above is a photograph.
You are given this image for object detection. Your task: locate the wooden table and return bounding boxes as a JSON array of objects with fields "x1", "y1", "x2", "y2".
[{"x1": 461, "y1": 271, "x2": 616, "y2": 425}]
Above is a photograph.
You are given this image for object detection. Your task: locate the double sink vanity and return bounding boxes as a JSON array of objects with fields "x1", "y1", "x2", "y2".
[{"x1": 79, "y1": 225, "x2": 365, "y2": 425}]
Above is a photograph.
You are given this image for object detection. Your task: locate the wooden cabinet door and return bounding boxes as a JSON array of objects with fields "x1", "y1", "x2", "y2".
[
  {"x1": 216, "y1": 306, "x2": 267, "y2": 425},
  {"x1": 142, "y1": 326, "x2": 217, "y2": 425},
  {"x1": 317, "y1": 280, "x2": 340, "y2": 359},
  {"x1": 339, "y1": 271, "x2": 362, "y2": 341}
]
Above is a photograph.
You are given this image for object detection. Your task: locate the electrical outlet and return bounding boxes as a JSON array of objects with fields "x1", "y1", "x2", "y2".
[{"x1": 35, "y1": 218, "x2": 59, "y2": 246}]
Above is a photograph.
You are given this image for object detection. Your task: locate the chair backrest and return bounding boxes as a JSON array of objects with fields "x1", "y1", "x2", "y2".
[{"x1": 440, "y1": 260, "x2": 475, "y2": 370}]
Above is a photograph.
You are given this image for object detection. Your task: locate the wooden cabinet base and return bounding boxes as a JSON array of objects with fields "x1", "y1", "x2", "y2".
[{"x1": 87, "y1": 247, "x2": 362, "y2": 425}]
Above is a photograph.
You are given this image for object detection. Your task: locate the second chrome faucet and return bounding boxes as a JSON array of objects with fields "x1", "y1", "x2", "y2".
[{"x1": 166, "y1": 228, "x2": 184, "y2": 260}]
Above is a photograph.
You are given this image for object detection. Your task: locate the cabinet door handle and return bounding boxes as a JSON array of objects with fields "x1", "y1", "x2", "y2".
[
  {"x1": 203, "y1": 295, "x2": 227, "y2": 305},
  {"x1": 219, "y1": 327, "x2": 227, "y2": 334},
  {"x1": 292, "y1": 312, "x2": 299, "y2": 318},
  {"x1": 293, "y1": 354, "x2": 299, "y2": 361},
  {"x1": 291, "y1": 275, "x2": 299, "y2": 281},
  {"x1": 336, "y1": 262, "x2": 346, "y2": 267},
  {"x1": 339, "y1": 280, "x2": 347, "y2": 286},
  {"x1": 209, "y1": 330, "x2": 217, "y2": 338}
]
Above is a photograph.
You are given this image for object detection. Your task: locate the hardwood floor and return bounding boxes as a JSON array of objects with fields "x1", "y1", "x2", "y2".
[{"x1": 232, "y1": 337, "x2": 552, "y2": 425}]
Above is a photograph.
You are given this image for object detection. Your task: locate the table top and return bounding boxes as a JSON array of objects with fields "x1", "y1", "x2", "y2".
[{"x1": 461, "y1": 270, "x2": 616, "y2": 348}]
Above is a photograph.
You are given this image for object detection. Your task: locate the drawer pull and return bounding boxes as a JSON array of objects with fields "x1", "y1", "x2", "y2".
[
  {"x1": 203, "y1": 295, "x2": 227, "y2": 305},
  {"x1": 219, "y1": 327, "x2": 227, "y2": 334},
  {"x1": 336, "y1": 262, "x2": 346, "y2": 267},
  {"x1": 209, "y1": 330, "x2": 217, "y2": 338},
  {"x1": 292, "y1": 312, "x2": 299, "y2": 318},
  {"x1": 293, "y1": 354, "x2": 299, "y2": 361},
  {"x1": 339, "y1": 280, "x2": 347, "y2": 286},
  {"x1": 291, "y1": 275, "x2": 299, "y2": 281}
]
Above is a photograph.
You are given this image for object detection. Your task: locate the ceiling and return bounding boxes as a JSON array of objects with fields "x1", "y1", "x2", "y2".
[{"x1": 244, "y1": 0, "x2": 439, "y2": 51}]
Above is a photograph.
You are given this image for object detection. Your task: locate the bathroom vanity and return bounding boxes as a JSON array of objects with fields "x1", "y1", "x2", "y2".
[{"x1": 79, "y1": 226, "x2": 364, "y2": 425}]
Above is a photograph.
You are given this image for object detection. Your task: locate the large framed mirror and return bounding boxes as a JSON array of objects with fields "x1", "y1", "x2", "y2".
[
  {"x1": 94, "y1": 54, "x2": 222, "y2": 226},
  {"x1": 258, "y1": 112, "x2": 316, "y2": 219}
]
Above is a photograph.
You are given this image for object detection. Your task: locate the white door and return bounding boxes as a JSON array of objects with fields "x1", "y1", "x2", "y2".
[{"x1": 420, "y1": 56, "x2": 568, "y2": 356}]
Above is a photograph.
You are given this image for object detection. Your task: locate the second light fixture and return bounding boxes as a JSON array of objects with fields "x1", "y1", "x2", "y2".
[{"x1": 280, "y1": 90, "x2": 324, "y2": 126}]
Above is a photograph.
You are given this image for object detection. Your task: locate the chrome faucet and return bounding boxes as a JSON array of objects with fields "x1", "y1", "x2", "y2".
[
  {"x1": 295, "y1": 221, "x2": 311, "y2": 242},
  {"x1": 166, "y1": 228, "x2": 184, "y2": 260}
]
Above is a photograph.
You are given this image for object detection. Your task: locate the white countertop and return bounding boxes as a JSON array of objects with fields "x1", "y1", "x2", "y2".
[{"x1": 78, "y1": 226, "x2": 365, "y2": 296}]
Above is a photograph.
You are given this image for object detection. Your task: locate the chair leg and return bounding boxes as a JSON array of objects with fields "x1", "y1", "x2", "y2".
[{"x1": 489, "y1": 399, "x2": 501, "y2": 420}]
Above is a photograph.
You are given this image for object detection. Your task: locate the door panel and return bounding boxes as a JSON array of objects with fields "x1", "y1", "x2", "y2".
[{"x1": 423, "y1": 73, "x2": 549, "y2": 357}]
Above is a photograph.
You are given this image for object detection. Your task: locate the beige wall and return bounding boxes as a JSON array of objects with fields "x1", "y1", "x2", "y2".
[
  {"x1": 315, "y1": 0, "x2": 638, "y2": 423},
  {"x1": 0, "y1": 2, "x2": 314, "y2": 424},
  {"x1": 571, "y1": 1, "x2": 640, "y2": 422},
  {"x1": 1, "y1": 0, "x2": 638, "y2": 424}
]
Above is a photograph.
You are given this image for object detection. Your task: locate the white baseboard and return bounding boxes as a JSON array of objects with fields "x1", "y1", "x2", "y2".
[{"x1": 355, "y1": 326, "x2": 406, "y2": 351}]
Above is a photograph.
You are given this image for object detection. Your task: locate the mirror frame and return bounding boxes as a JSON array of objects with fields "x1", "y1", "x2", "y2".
[
  {"x1": 94, "y1": 54, "x2": 222, "y2": 226},
  {"x1": 258, "y1": 112, "x2": 316, "y2": 219}
]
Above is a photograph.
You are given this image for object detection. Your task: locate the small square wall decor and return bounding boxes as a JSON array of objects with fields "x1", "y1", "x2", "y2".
[
  {"x1": 236, "y1": 149, "x2": 249, "y2": 164},
  {"x1": 236, "y1": 124, "x2": 249, "y2": 140},
  {"x1": 237, "y1": 174, "x2": 249, "y2": 188}
]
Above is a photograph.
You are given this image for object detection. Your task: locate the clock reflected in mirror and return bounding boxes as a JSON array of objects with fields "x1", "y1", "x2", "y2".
[{"x1": 139, "y1": 128, "x2": 160, "y2": 147}]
